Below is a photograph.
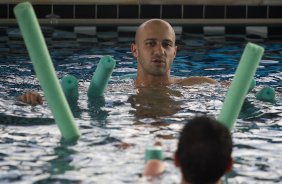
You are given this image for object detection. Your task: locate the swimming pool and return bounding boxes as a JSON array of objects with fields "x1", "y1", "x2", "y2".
[{"x1": 0, "y1": 27, "x2": 282, "y2": 183}]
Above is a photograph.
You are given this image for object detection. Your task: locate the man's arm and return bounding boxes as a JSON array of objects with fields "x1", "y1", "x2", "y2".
[
  {"x1": 178, "y1": 76, "x2": 217, "y2": 86},
  {"x1": 143, "y1": 142, "x2": 165, "y2": 177},
  {"x1": 143, "y1": 160, "x2": 165, "y2": 177}
]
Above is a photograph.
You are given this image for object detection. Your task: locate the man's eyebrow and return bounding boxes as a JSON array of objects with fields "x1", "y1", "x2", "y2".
[
  {"x1": 144, "y1": 38, "x2": 157, "y2": 42},
  {"x1": 163, "y1": 39, "x2": 174, "y2": 42},
  {"x1": 144, "y1": 39, "x2": 173, "y2": 42}
]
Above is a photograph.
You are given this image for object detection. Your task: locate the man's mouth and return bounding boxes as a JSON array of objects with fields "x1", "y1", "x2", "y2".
[{"x1": 152, "y1": 58, "x2": 165, "y2": 64}]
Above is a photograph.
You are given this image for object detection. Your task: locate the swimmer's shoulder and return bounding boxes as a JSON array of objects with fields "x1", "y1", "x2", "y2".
[{"x1": 172, "y1": 76, "x2": 217, "y2": 86}]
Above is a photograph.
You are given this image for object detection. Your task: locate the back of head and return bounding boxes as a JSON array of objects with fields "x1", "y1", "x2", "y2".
[{"x1": 176, "y1": 116, "x2": 232, "y2": 184}]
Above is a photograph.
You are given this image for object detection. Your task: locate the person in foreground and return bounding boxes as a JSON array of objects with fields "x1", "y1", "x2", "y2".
[
  {"x1": 143, "y1": 116, "x2": 233, "y2": 184},
  {"x1": 18, "y1": 19, "x2": 216, "y2": 105}
]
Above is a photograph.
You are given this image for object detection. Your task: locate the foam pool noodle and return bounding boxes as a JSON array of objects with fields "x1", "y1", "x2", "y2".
[
  {"x1": 248, "y1": 78, "x2": 256, "y2": 93},
  {"x1": 255, "y1": 87, "x2": 275, "y2": 102},
  {"x1": 119, "y1": 73, "x2": 137, "y2": 80},
  {"x1": 61, "y1": 75, "x2": 79, "y2": 103},
  {"x1": 87, "y1": 56, "x2": 116, "y2": 98},
  {"x1": 218, "y1": 43, "x2": 264, "y2": 130},
  {"x1": 145, "y1": 146, "x2": 164, "y2": 163},
  {"x1": 14, "y1": 2, "x2": 80, "y2": 141}
]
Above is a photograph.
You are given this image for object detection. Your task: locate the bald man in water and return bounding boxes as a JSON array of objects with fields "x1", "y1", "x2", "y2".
[
  {"x1": 132, "y1": 19, "x2": 216, "y2": 87},
  {"x1": 18, "y1": 19, "x2": 216, "y2": 105}
]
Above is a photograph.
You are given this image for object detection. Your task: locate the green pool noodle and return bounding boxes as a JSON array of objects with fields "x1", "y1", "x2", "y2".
[
  {"x1": 255, "y1": 87, "x2": 275, "y2": 102},
  {"x1": 218, "y1": 43, "x2": 264, "y2": 130},
  {"x1": 119, "y1": 73, "x2": 137, "y2": 80},
  {"x1": 145, "y1": 146, "x2": 164, "y2": 163},
  {"x1": 87, "y1": 56, "x2": 116, "y2": 98},
  {"x1": 61, "y1": 75, "x2": 79, "y2": 103},
  {"x1": 14, "y1": 2, "x2": 80, "y2": 140},
  {"x1": 248, "y1": 78, "x2": 256, "y2": 93}
]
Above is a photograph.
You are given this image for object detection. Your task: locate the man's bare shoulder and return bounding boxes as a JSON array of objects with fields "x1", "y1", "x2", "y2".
[{"x1": 173, "y1": 76, "x2": 217, "y2": 86}]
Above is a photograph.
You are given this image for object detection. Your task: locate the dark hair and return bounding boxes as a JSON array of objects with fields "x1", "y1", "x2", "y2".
[{"x1": 176, "y1": 116, "x2": 232, "y2": 184}]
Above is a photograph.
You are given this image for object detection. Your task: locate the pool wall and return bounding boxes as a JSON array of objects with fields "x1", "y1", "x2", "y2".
[{"x1": 0, "y1": 0, "x2": 281, "y2": 39}]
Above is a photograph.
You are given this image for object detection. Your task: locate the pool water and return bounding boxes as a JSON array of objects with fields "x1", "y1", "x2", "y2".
[{"x1": 0, "y1": 28, "x2": 282, "y2": 184}]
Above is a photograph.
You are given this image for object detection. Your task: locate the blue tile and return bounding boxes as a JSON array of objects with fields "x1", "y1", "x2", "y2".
[
  {"x1": 183, "y1": 26, "x2": 203, "y2": 34},
  {"x1": 97, "y1": 26, "x2": 117, "y2": 32},
  {"x1": 225, "y1": 26, "x2": 246, "y2": 34},
  {"x1": 0, "y1": 27, "x2": 7, "y2": 36}
]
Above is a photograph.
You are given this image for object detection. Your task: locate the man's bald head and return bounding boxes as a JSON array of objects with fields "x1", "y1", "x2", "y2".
[
  {"x1": 134, "y1": 19, "x2": 176, "y2": 44},
  {"x1": 131, "y1": 19, "x2": 178, "y2": 85}
]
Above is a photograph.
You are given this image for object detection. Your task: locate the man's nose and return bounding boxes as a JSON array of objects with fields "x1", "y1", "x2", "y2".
[{"x1": 154, "y1": 43, "x2": 165, "y2": 55}]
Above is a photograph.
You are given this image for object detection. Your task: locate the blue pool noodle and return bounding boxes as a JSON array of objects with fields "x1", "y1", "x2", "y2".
[
  {"x1": 218, "y1": 43, "x2": 264, "y2": 130},
  {"x1": 14, "y1": 2, "x2": 80, "y2": 140},
  {"x1": 87, "y1": 56, "x2": 116, "y2": 98}
]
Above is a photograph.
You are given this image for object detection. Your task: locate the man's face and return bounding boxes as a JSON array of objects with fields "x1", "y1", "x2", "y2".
[{"x1": 132, "y1": 22, "x2": 177, "y2": 76}]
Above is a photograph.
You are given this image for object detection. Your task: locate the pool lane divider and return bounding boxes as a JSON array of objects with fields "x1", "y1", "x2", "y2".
[
  {"x1": 218, "y1": 43, "x2": 264, "y2": 130},
  {"x1": 14, "y1": 2, "x2": 80, "y2": 141},
  {"x1": 87, "y1": 56, "x2": 116, "y2": 98}
]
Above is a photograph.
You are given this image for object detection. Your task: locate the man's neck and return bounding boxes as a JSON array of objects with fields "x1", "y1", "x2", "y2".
[{"x1": 135, "y1": 73, "x2": 174, "y2": 87}]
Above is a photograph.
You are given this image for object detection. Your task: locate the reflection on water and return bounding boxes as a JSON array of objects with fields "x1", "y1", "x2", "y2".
[
  {"x1": 87, "y1": 96, "x2": 109, "y2": 122},
  {"x1": 0, "y1": 33, "x2": 282, "y2": 183},
  {"x1": 128, "y1": 86, "x2": 183, "y2": 119}
]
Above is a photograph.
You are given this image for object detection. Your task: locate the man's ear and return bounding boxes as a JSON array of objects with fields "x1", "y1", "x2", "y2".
[
  {"x1": 131, "y1": 43, "x2": 138, "y2": 58},
  {"x1": 174, "y1": 152, "x2": 180, "y2": 167},
  {"x1": 225, "y1": 158, "x2": 233, "y2": 173}
]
